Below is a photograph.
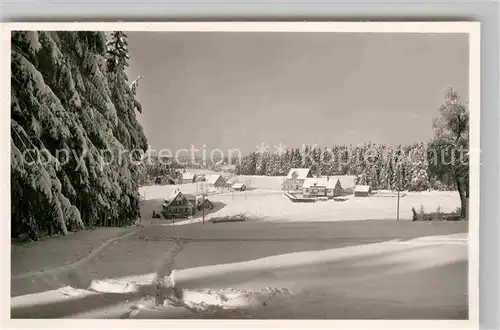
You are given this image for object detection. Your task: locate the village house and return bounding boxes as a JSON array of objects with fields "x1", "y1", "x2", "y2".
[
  {"x1": 184, "y1": 193, "x2": 214, "y2": 212},
  {"x1": 281, "y1": 168, "x2": 313, "y2": 191},
  {"x1": 231, "y1": 182, "x2": 247, "y2": 191},
  {"x1": 183, "y1": 194, "x2": 198, "y2": 210},
  {"x1": 154, "y1": 174, "x2": 175, "y2": 185},
  {"x1": 181, "y1": 172, "x2": 196, "y2": 184},
  {"x1": 205, "y1": 174, "x2": 226, "y2": 189},
  {"x1": 354, "y1": 185, "x2": 372, "y2": 197},
  {"x1": 197, "y1": 198, "x2": 214, "y2": 211},
  {"x1": 161, "y1": 190, "x2": 193, "y2": 219},
  {"x1": 318, "y1": 175, "x2": 357, "y2": 194},
  {"x1": 301, "y1": 177, "x2": 344, "y2": 199}
]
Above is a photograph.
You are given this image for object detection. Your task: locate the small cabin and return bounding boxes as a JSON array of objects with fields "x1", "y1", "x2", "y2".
[
  {"x1": 181, "y1": 172, "x2": 196, "y2": 184},
  {"x1": 354, "y1": 185, "x2": 372, "y2": 197},
  {"x1": 155, "y1": 175, "x2": 175, "y2": 185},
  {"x1": 184, "y1": 193, "x2": 214, "y2": 212},
  {"x1": 231, "y1": 182, "x2": 247, "y2": 191},
  {"x1": 197, "y1": 198, "x2": 214, "y2": 211},
  {"x1": 205, "y1": 174, "x2": 226, "y2": 188}
]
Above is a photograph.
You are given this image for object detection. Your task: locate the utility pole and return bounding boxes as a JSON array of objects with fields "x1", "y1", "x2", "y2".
[
  {"x1": 397, "y1": 189, "x2": 400, "y2": 222},
  {"x1": 396, "y1": 167, "x2": 401, "y2": 222},
  {"x1": 202, "y1": 194, "x2": 205, "y2": 226}
]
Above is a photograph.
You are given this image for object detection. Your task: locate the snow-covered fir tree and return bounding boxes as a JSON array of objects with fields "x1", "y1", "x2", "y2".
[
  {"x1": 11, "y1": 31, "x2": 147, "y2": 239},
  {"x1": 265, "y1": 153, "x2": 281, "y2": 176},
  {"x1": 255, "y1": 152, "x2": 268, "y2": 175},
  {"x1": 320, "y1": 147, "x2": 333, "y2": 176},
  {"x1": 106, "y1": 31, "x2": 129, "y2": 72}
]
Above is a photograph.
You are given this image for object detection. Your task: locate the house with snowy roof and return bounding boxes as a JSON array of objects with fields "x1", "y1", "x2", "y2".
[
  {"x1": 317, "y1": 175, "x2": 357, "y2": 194},
  {"x1": 301, "y1": 177, "x2": 344, "y2": 199},
  {"x1": 205, "y1": 174, "x2": 226, "y2": 188},
  {"x1": 181, "y1": 172, "x2": 196, "y2": 184},
  {"x1": 281, "y1": 168, "x2": 313, "y2": 191},
  {"x1": 183, "y1": 193, "x2": 213, "y2": 212},
  {"x1": 154, "y1": 174, "x2": 175, "y2": 185},
  {"x1": 231, "y1": 182, "x2": 247, "y2": 191},
  {"x1": 161, "y1": 190, "x2": 193, "y2": 219},
  {"x1": 354, "y1": 185, "x2": 372, "y2": 197}
]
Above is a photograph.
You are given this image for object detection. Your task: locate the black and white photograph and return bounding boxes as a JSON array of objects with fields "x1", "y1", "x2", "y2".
[{"x1": 5, "y1": 22, "x2": 479, "y2": 323}]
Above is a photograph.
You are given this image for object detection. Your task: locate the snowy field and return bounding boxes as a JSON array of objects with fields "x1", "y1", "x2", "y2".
[
  {"x1": 11, "y1": 179, "x2": 467, "y2": 319},
  {"x1": 11, "y1": 229, "x2": 468, "y2": 319}
]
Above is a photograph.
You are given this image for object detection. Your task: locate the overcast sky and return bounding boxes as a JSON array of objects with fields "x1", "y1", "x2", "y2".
[{"x1": 127, "y1": 32, "x2": 468, "y2": 155}]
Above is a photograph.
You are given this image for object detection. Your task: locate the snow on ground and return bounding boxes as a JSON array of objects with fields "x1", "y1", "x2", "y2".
[
  {"x1": 11, "y1": 227, "x2": 136, "y2": 277},
  {"x1": 11, "y1": 177, "x2": 466, "y2": 319},
  {"x1": 232, "y1": 175, "x2": 287, "y2": 190},
  {"x1": 11, "y1": 233, "x2": 467, "y2": 319},
  {"x1": 196, "y1": 190, "x2": 459, "y2": 223}
]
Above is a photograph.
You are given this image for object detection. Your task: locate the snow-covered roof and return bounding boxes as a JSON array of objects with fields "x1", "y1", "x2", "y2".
[
  {"x1": 205, "y1": 174, "x2": 224, "y2": 184},
  {"x1": 320, "y1": 175, "x2": 357, "y2": 190},
  {"x1": 182, "y1": 172, "x2": 196, "y2": 180},
  {"x1": 354, "y1": 185, "x2": 371, "y2": 193},
  {"x1": 286, "y1": 168, "x2": 311, "y2": 180},
  {"x1": 232, "y1": 182, "x2": 246, "y2": 189},
  {"x1": 163, "y1": 190, "x2": 184, "y2": 207},
  {"x1": 302, "y1": 177, "x2": 340, "y2": 189}
]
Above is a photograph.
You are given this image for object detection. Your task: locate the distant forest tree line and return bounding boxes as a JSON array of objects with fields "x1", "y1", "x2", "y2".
[{"x1": 235, "y1": 142, "x2": 449, "y2": 192}]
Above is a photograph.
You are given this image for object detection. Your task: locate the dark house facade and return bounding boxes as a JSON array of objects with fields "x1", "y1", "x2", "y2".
[
  {"x1": 161, "y1": 191, "x2": 193, "y2": 219},
  {"x1": 354, "y1": 185, "x2": 372, "y2": 197},
  {"x1": 155, "y1": 175, "x2": 175, "y2": 185}
]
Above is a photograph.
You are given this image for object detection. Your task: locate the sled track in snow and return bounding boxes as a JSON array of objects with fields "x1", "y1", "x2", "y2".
[{"x1": 12, "y1": 230, "x2": 140, "y2": 280}]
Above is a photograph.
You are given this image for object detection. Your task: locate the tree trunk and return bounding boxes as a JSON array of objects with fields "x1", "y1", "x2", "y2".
[{"x1": 455, "y1": 176, "x2": 467, "y2": 219}]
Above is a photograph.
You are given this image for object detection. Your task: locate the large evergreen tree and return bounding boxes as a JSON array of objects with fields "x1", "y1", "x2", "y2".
[
  {"x1": 428, "y1": 88, "x2": 469, "y2": 218},
  {"x1": 11, "y1": 31, "x2": 147, "y2": 239}
]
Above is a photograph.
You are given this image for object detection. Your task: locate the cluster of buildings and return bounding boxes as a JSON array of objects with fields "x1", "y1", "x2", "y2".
[
  {"x1": 158, "y1": 168, "x2": 371, "y2": 219},
  {"x1": 155, "y1": 171, "x2": 247, "y2": 192},
  {"x1": 282, "y1": 168, "x2": 372, "y2": 199},
  {"x1": 159, "y1": 175, "x2": 247, "y2": 219}
]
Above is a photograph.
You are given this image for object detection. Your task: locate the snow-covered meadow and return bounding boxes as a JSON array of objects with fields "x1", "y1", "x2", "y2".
[
  {"x1": 10, "y1": 177, "x2": 466, "y2": 319},
  {"x1": 11, "y1": 232, "x2": 468, "y2": 319}
]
